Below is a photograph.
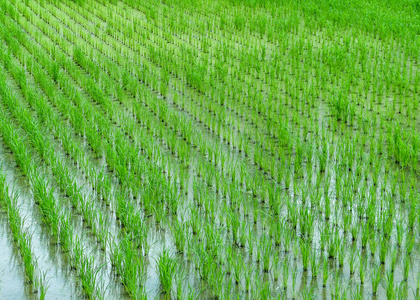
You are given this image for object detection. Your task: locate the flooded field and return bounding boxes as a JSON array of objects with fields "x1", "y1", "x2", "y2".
[{"x1": 0, "y1": 0, "x2": 419, "y2": 298}]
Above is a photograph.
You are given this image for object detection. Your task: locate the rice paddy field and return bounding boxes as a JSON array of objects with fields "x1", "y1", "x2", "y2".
[{"x1": 0, "y1": 0, "x2": 419, "y2": 298}]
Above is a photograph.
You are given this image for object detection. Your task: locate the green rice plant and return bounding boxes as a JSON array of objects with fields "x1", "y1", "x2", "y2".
[
  {"x1": 299, "y1": 238, "x2": 310, "y2": 271},
  {"x1": 189, "y1": 207, "x2": 201, "y2": 236},
  {"x1": 359, "y1": 255, "x2": 367, "y2": 285},
  {"x1": 396, "y1": 220, "x2": 404, "y2": 247},
  {"x1": 349, "y1": 285, "x2": 363, "y2": 300},
  {"x1": 287, "y1": 202, "x2": 298, "y2": 230},
  {"x1": 332, "y1": 269, "x2": 342, "y2": 300},
  {"x1": 324, "y1": 195, "x2": 331, "y2": 221},
  {"x1": 406, "y1": 234, "x2": 415, "y2": 255},
  {"x1": 174, "y1": 265, "x2": 186, "y2": 300},
  {"x1": 232, "y1": 255, "x2": 243, "y2": 285},
  {"x1": 256, "y1": 281, "x2": 271, "y2": 299},
  {"x1": 349, "y1": 244, "x2": 358, "y2": 276},
  {"x1": 319, "y1": 224, "x2": 329, "y2": 252},
  {"x1": 337, "y1": 242, "x2": 346, "y2": 268},
  {"x1": 110, "y1": 239, "x2": 142, "y2": 298},
  {"x1": 417, "y1": 271, "x2": 420, "y2": 297},
  {"x1": 310, "y1": 251, "x2": 319, "y2": 278},
  {"x1": 408, "y1": 201, "x2": 417, "y2": 231},
  {"x1": 185, "y1": 284, "x2": 202, "y2": 300},
  {"x1": 385, "y1": 267, "x2": 396, "y2": 299},
  {"x1": 322, "y1": 256, "x2": 329, "y2": 287},
  {"x1": 242, "y1": 264, "x2": 255, "y2": 293},
  {"x1": 245, "y1": 226, "x2": 256, "y2": 256},
  {"x1": 157, "y1": 250, "x2": 178, "y2": 295},
  {"x1": 167, "y1": 194, "x2": 181, "y2": 216},
  {"x1": 207, "y1": 265, "x2": 225, "y2": 298},
  {"x1": 327, "y1": 232, "x2": 339, "y2": 260},
  {"x1": 371, "y1": 263, "x2": 382, "y2": 295},
  {"x1": 269, "y1": 217, "x2": 285, "y2": 247},
  {"x1": 283, "y1": 226, "x2": 293, "y2": 254},
  {"x1": 403, "y1": 256, "x2": 410, "y2": 281},
  {"x1": 259, "y1": 235, "x2": 272, "y2": 272},
  {"x1": 20, "y1": 230, "x2": 36, "y2": 284},
  {"x1": 198, "y1": 242, "x2": 219, "y2": 284},
  {"x1": 379, "y1": 237, "x2": 388, "y2": 264},
  {"x1": 300, "y1": 270, "x2": 318, "y2": 298},
  {"x1": 284, "y1": 168, "x2": 291, "y2": 190},
  {"x1": 79, "y1": 257, "x2": 104, "y2": 298},
  {"x1": 39, "y1": 270, "x2": 50, "y2": 300},
  {"x1": 299, "y1": 207, "x2": 314, "y2": 240},
  {"x1": 390, "y1": 248, "x2": 398, "y2": 272},
  {"x1": 237, "y1": 222, "x2": 247, "y2": 248},
  {"x1": 291, "y1": 264, "x2": 298, "y2": 297},
  {"x1": 318, "y1": 149, "x2": 328, "y2": 174},
  {"x1": 361, "y1": 226, "x2": 369, "y2": 250},
  {"x1": 396, "y1": 281, "x2": 408, "y2": 299},
  {"x1": 271, "y1": 253, "x2": 281, "y2": 281},
  {"x1": 170, "y1": 219, "x2": 187, "y2": 254},
  {"x1": 152, "y1": 203, "x2": 166, "y2": 224},
  {"x1": 282, "y1": 258, "x2": 289, "y2": 290},
  {"x1": 369, "y1": 235, "x2": 378, "y2": 256}
]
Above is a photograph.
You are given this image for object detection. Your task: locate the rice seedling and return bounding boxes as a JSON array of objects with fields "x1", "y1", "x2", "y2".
[
  {"x1": 403, "y1": 256, "x2": 410, "y2": 282},
  {"x1": 39, "y1": 270, "x2": 50, "y2": 300},
  {"x1": 291, "y1": 264, "x2": 299, "y2": 298},
  {"x1": 337, "y1": 242, "x2": 346, "y2": 268},
  {"x1": 349, "y1": 244, "x2": 358, "y2": 276},
  {"x1": 157, "y1": 250, "x2": 178, "y2": 295},
  {"x1": 300, "y1": 238, "x2": 311, "y2": 272},
  {"x1": 310, "y1": 251, "x2": 319, "y2": 279},
  {"x1": 170, "y1": 219, "x2": 187, "y2": 254},
  {"x1": 396, "y1": 281, "x2": 408, "y2": 299},
  {"x1": 379, "y1": 237, "x2": 388, "y2": 265},
  {"x1": 371, "y1": 263, "x2": 382, "y2": 295},
  {"x1": 386, "y1": 267, "x2": 396, "y2": 299},
  {"x1": 406, "y1": 235, "x2": 415, "y2": 255},
  {"x1": 390, "y1": 248, "x2": 398, "y2": 273},
  {"x1": 282, "y1": 258, "x2": 289, "y2": 291},
  {"x1": 359, "y1": 255, "x2": 367, "y2": 285},
  {"x1": 322, "y1": 256, "x2": 329, "y2": 288},
  {"x1": 79, "y1": 257, "x2": 104, "y2": 298}
]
